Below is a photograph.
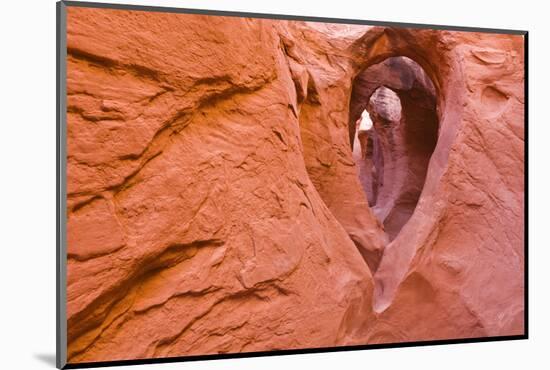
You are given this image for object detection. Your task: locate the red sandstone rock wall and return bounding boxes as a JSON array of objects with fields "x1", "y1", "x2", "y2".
[{"x1": 65, "y1": 7, "x2": 525, "y2": 364}]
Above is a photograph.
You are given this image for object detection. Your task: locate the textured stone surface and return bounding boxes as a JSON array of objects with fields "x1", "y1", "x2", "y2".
[{"x1": 65, "y1": 7, "x2": 525, "y2": 364}]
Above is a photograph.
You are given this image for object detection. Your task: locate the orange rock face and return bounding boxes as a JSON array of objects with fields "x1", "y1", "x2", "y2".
[{"x1": 64, "y1": 6, "x2": 525, "y2": 364}]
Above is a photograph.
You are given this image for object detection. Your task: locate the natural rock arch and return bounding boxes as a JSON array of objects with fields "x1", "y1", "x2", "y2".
[
  {"x1": 290, "y1": 26, "x2": 465, "y2": 278},
  {"x1": 345, "y1": 27, "x2": 465, "y2": 310},
  {"x1": 279, "y1": 22, "x2": 523, "y2": 344},
  {"x1": 348, "y1": 27, "x2": 524, "y2": 341}
]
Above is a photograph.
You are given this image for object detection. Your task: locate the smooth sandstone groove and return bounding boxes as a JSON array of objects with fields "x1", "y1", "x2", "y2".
[{"x1": 65, "y1": 8, "x2": 525, "y2": 363}]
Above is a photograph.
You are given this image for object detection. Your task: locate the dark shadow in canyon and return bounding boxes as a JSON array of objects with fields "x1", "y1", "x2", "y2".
[{"x1": 349, "y1": 56, "x2": 439, "y2": 241}]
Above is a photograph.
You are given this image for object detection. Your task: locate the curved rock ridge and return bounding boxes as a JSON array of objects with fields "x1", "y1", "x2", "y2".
[{"x1": 65, "y1": 7, "x2": 525, "y2": 363}]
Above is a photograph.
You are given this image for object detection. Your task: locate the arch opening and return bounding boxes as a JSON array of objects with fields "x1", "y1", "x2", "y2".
[{"x1": 349, "y1": 56, "x2": 439, "y2": 241}]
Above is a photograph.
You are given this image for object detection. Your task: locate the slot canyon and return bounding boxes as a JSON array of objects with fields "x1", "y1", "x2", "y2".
[
  {"x1": 65, "y1": 7, "x2": 525, "y2": 363},
  {"x1": 349, "y1": 56, "x2": 438, "y2": 243}
]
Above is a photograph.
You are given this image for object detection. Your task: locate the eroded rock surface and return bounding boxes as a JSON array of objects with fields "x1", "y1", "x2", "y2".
[{"x1": 65, "y1": 7, "x2": 525, "y2": 363}]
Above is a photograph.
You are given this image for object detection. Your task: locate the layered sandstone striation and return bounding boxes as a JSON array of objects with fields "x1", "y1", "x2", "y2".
[{"x1": 65, "y1": 7, "x2": 525, "y2": 363}]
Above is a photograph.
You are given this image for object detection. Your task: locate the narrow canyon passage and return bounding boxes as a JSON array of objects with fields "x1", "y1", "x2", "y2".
[{"x1": 349, "y1": 57, "x2": 438, "y2": 241}]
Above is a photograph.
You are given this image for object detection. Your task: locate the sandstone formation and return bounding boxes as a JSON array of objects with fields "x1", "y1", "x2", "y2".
[
  {"x1": 64, "y1": 6, "x2": 525, "y2": 364},
  {"x1": 349, "y1": 57, "x2": 439, "y2": 241}
]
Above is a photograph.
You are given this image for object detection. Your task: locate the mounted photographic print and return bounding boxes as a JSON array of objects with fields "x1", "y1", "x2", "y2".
[{"x1": 56, "y1": 1, "x2": 527, "y2": 368}]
